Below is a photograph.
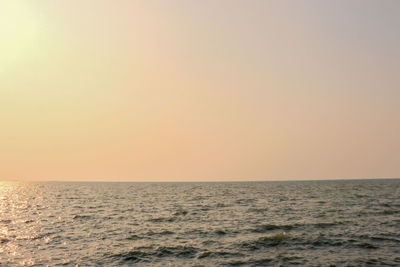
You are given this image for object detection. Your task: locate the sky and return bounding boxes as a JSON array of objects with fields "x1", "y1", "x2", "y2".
[{"x1": 1, "y1": 0, "x2": 399, "y2": 181}]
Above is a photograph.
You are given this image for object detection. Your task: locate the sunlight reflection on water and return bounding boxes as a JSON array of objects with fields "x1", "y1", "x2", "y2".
[
  {"x1": 0, "y1": 180, "x2": 399, "y2": 266},
  {"x1": 0, "y1": 182, "x2": 42, "y2": 266}
]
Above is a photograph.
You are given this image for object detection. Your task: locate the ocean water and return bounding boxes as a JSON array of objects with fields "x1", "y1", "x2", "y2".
[{"x1": 1, "y1": 180, "x2": 399, "y2": 266}]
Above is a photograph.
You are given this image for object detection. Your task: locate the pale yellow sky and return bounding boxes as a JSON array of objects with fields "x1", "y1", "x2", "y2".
[{"x1": 1, "y1": 0, "x2": 399, "y2": 181}]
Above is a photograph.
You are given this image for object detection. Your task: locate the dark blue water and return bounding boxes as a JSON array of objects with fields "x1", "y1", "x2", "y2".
[{"x1": 1, "y1": 180, "x2": 399, "y2": 266}]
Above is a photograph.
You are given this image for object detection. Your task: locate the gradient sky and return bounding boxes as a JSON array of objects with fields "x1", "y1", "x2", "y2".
[{"x1": 1, "y1": 0, "x2": 399, "y2": 181}]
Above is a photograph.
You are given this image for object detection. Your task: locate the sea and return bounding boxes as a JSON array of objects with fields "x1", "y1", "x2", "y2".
[{"x1": 0, "y1": 179, "x2": 399, "y2": 266}]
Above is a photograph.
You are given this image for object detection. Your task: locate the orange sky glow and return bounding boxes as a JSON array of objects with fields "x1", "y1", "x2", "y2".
[{"x1": 1, "y1": 0, "x2": 399, "y2": 181}]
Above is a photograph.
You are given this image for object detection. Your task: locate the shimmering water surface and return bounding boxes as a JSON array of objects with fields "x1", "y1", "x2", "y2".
[{"x1": 1, "y1": 180, "x2": 400, "y2": 266}]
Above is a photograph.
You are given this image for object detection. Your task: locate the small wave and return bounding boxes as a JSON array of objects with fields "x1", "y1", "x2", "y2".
[
  {"x1": 191, "y1": 196, "x2": 206, "y2": 201},
  {"x1": 235, "y1": 198, "x2": 256, "y2": 205},
  {"x1": 240, "y1": 232, "x2": 290, "y2": 250},
  {"x1": 202, "y1": 240, "x2": 216, "y2": 245},
  {"x1": 252, "y1": 221, "x2": 345, "y2": 231},
  {"x1": 155, "y1": 245, "x2": 198, "y2": 258},
  {"x1": 0, "y1": 238, "x2": 10, "y2": 244},
  {"x1": 278, "y1": 254, "x2": 303, "y2": 262},
  {"x1": 216, "y1": 203, "x2": 230, "y2": 208},
  {"x1": 356, "y1": 242, "x2": 378, "y2": 249},
  {"x1": 111, "y1": 245, "x2": 199, "y2": 262},
  {"x1": 311, "y1": 239, "x2": 344, "y2": 247},
  {"x1": 112, "y1": 251, "x2": 149, "y2": 263},
  {"x1": 197, "y1": 251, "x2": 244, "y2": 259},
  {"x1": 146, "y1": 230, "x2": 175, "y2": 236},
  {"x1": 126, "y1": 234, "x2": 143, "y2": 240},
  {"x1": 261, "y1": 232, "x2": 289, "y2": 242},
  {"x1": 381, "y1": 209, "x2": 399, "y2": 215},
  {"x1": 147, "y1": 217, "x2": 177, "y2": 223},
  {"x1": 215, "y1": 229, "x2": 227, "y2": 236},
  {"x1": 308, "y1": 236, "x2": 379, "y2": 249},
  {"x1": 132, "y1": 245, "x2": 155, "y2": 250},
  {"x1": 249, "y1": 258, "x2": 274, "y2": 265},
  {"x1": 31, "y1": 234, "x2": 49, "y2": 241},
  {"x1": 227, "y1": 257, "x2": 273, "y2": 266},
  {"x1": 252, "y1": 223, "x2": 294, "y2": 233},
  {"x1": 173, "y1": 209, "x2": 188, "y2": 216},
  {"x1": 19, "y1": 232, "x2": 56, "y2": 241},
  {"x1": 72, "y1": 215, "x2": 92, "y2": 220},
  {"x1": 313, "y1": 221, "x2": 343, "y2": 228},
  {"x1": 370, "y1": 236, "x2": 400, "y2": 243},
  {"x1": 247, "y1": 207, "x2": 269, "y2": 213},
  {"x1": 199, "y1": 206, "x2": 212, "y2": 211}
]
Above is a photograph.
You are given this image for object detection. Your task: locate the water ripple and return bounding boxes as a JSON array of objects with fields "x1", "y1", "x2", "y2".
[{"x1": 0, "y1": 180, "x2": 399, "y2": 266}]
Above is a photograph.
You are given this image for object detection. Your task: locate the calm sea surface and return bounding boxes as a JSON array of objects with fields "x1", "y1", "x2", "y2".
[{"x1": 1, "y1": 180, "x2": 399, "y2": 266}]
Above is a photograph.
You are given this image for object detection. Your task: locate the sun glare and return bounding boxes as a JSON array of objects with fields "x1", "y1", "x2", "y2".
[
  {"x1": 0, "y1": 181, "x2": 17, "y2": 200},
  {"x1": 0, "y1": 1, "x2": 38, "y2": 73}
]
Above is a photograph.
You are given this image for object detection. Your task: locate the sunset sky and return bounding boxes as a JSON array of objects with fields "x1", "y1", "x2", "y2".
[{"x1": 1, "y1": 0, "x2": 399, "y2": 181}]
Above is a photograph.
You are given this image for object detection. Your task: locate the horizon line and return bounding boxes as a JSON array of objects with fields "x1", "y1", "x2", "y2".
[{"x1": 2, "y1": 177, "x2": 400, "y2": 183}]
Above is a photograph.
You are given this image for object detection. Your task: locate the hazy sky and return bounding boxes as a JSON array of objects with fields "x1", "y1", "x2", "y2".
[{"x1": 1, "y1": 0, "x2": 399, "y2": 181}]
